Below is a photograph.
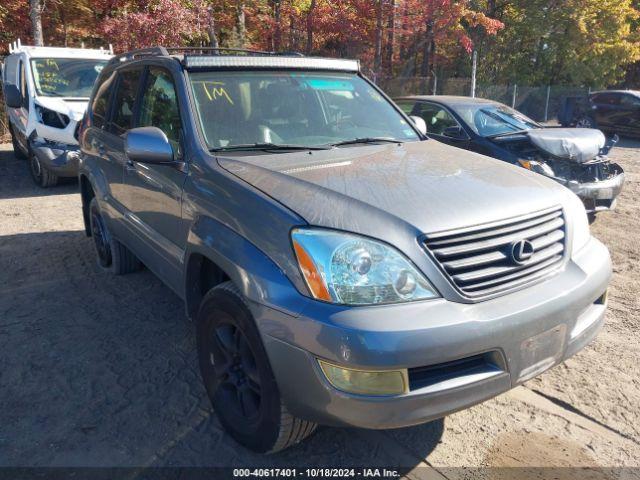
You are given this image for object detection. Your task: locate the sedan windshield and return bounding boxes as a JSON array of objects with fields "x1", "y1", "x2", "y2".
[
  {"x1": 189, "y1": 70, "x2": 419, "y2": 150},
  {"x1": 451, "y1": 103, "x2": 539, "y2": 137},
  {"x1": 31, "y1": 58, "x2": 108, "y2": 98}
]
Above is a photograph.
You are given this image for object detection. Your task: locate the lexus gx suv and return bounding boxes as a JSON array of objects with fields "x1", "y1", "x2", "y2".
[{"x1": 78, "y1": 47, "x2": 612, "y2": 453}]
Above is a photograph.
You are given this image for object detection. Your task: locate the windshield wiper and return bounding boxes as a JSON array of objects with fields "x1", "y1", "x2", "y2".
[
  {"x1": 330, "y1": 137, "x2": 403, "y2": 147},
  {"x1": 211, "y1": 142, "x2": 331, "y2": 152}
]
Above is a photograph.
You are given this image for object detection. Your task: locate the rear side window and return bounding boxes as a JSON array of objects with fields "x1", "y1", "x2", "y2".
[
  {"x1": 110, "y1": 68, "x2": 142, "y2": 136},
  {"x1": 18, "y1": 60, "x2": 29, "y2": 110},
  {"x1": 138, "y1": 67, "x2": 181, "y2": 146},
  {"x1": 91, "y1": 71, "x2": 116, "y2": 129},
  {"x1": 591, "y1": 92, "x2": 619, "y2": 105}
]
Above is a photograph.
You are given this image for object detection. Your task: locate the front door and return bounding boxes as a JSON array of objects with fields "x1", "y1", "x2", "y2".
[{"x1": 122, "y1": 66, "x2": 188, "y2": 284}]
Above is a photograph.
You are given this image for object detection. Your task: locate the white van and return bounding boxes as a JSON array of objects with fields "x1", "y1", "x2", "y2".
[{"x1": 2, "y1": 41, "x2": 112, "y2": 186}]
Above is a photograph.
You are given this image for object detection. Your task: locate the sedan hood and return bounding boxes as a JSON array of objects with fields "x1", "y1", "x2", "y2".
[{"x1": 218, "y1": 140, "x2": 568, "y2": 238}]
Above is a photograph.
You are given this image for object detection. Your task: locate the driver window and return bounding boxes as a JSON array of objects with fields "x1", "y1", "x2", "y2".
[
  {"x1": 138, "y1": 67, "x2": 182, "y2": 152},
  {"x1": 18, "y1": 60, "x2": 29, "y2": 110},
  {"x1": 415, "y1": 103, "x2": 458, "y2": 136}
]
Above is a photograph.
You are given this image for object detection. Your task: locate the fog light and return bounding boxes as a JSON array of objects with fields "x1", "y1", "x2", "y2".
[{"x1": 318, "y1": 360, "x2": 408, "y2": 396}]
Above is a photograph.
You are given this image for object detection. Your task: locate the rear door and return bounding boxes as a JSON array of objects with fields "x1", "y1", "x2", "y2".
[
  {"x1": 122, "y1": 65, "x2": 188, "y2": 284},
  {"x1": 618, "y1": 93, "x2": 640, "y2": 136},
  {"x1": 591, "y1": 92, "x2": 621, "y2": 131}
]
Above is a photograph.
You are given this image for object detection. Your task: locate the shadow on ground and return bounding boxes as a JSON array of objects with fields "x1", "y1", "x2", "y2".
[{"x1": 0, "y1": 213, "x2": 443, "y2": 466}]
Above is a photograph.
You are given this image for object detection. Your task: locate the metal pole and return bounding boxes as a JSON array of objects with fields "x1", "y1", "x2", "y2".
[
  {"x1": 470, "y1": 50, "x2": 477, "y2": 98},
  {"x1": 432, "y1": 69, "x2": 438, "y2": 95},
  {"x1": 544, "y1": 85, "x2": 551, "y2": 122},
  {"x1": 511, "y1": 84, "x2": 517, "y2": 108}
]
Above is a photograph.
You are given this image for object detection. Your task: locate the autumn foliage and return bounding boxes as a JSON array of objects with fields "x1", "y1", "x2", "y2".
[{"x1": 1, "y1": 0, "x2": 639, "y2": 86}]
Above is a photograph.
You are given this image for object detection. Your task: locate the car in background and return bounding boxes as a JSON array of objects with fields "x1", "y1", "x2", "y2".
[
  {"x1": 1, "y1": 40, "x2": 112, "y2": 186},
  {"x1": 559, "y1": 90, "x2": 640, "y2": 138},
  {"x1": 395, "y1": 95, "x2": 625, "y2": 219}
]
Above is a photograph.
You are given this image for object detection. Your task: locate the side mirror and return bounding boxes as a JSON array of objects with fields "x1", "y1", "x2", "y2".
[
  {"x1": 4, "y1": 84, "x2": 23, "y2": 109},
  {"x1": 409, "y1": 115, "x2": 427, "y2": 135},
  {"x1": 125, "y1": 127, "x2": 174, "y2": 164},
  {"x1": 442, "y1": 125, "x2": 468, "y2": 140}
]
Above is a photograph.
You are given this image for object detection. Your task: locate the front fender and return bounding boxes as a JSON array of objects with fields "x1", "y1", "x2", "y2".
[{"x1": 184, "y1": 216, "x2": 308, "y2": 319}]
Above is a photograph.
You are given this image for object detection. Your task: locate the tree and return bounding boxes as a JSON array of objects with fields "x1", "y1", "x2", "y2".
[
  {"x1": 29, "y1": 0, "x2": 43, "y2": 45},
  {"x1": 480, "y1": 0, "x2": 640, "y2": 86}
]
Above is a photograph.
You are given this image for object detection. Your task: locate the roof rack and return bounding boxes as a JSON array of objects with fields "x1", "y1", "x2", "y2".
[
  {"x1": 166, "y1": 47, "x2": 289, "y2": 56},
  {"x1": 107, "y1": 46, "x2": 169, "y2": 65}
]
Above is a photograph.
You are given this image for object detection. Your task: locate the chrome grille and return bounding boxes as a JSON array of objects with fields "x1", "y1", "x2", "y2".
[{"x1": 423, "y1": 206, "x2": 566, "y2": 299}]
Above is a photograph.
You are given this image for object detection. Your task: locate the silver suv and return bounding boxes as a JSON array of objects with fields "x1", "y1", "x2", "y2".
[{"x1": 78, "y1": 47, "x2": 612, "y2": 453}]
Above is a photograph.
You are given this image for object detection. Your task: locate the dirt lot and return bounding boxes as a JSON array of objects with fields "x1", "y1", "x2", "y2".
[{"x1": 0, "y1": 141, "x2": 639, "y2": 477}]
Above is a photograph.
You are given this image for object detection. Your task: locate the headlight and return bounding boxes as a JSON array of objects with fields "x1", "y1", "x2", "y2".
[
  {"x1": 566, "y1": 193, "x2": 590, "y2": 255},
  {"x1": 35, "y1": 104, "x2": 70, "y2": 129},
  {"x1": 291, "y1": 228, "x2": 439, "y2": 305},
  {"x1": 518, "y1": 159, "x2": 555, "y2": 177}
]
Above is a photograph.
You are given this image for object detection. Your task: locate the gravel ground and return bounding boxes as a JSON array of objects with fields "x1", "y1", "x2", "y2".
[{"x1": 0, "y1": 141, "x2": 638, "y2": 476}]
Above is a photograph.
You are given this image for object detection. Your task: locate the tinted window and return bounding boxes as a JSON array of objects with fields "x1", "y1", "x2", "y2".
[
  {"x1": 110, "y1": 69, "x2": 142, "y2": 136},
  {"x1": 591, "y1": 92, "x2": 619, "y2": 105},
  {"x1": 620, "y1": 94, "x2": 640, "y2": 108},
  {"x1": 415, "y1": 103, "x2": 459, "y2": 135},
  {"x1": 91, "y1": 71, "x2": 116, "y2": 129},
  {"x1": 138, "y1": 68, "x2": 181, "y2": 146}
]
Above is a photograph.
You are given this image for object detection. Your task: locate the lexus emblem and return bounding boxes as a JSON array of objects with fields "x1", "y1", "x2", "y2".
[{"x1": 510, "y1": 240, "x2": 534, "y2": 265}]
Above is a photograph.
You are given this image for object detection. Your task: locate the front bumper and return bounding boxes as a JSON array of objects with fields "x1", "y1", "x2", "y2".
[
  {"x1": 564, "y1": 164, "x2": 625, "y2": 213},
  {"x1": 32, "y1": 140, "x2": 80, "y2": 177},
  {"x1": 254, "y1": 237, "x2": 611, "y2": 429}
]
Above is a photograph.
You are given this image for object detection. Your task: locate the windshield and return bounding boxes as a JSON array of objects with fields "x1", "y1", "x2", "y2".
[
  {"x1": 31, "y1": 58, "x2": 108, "y2": 98},
  {"x1": 189, "y1": 70, "x2": 419, "y2": 150},
  {"x1": 451, "y1": 103, "x2": 539, "y2": 137}
]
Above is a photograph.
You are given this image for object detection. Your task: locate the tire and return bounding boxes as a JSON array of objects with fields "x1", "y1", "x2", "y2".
[
  {"x1": 575, "y1": 116, "x2": 597, "y2": 129},
  {"x1": 29, "y1": 151, "x2": 58, "y2": 187},
  {"x1": 88, "y1": 197, "x2": 141, "y2": 275},
  {"x1": 9, "y1": 125, "x2": 28, "y2": 160},
  {"x1": 197, "y1": 281, "x2": 317, "y2": 453}
]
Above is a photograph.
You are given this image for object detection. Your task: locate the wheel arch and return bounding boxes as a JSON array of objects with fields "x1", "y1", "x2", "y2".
[{"x1": 183, "y1": 216, "x2": 308, "y2": 320}]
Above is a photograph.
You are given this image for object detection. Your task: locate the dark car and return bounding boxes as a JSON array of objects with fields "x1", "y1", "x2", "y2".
[
  {"x1": 395, "y1": 95, "x2": 625, "y2": 218},
  {"x1": 559, "y1": 90, "x2": 640, "y2": 137}
]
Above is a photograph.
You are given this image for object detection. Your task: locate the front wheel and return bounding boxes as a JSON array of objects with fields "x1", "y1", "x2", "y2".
[
  {"x1": 197, "y1": 281, "x2": 317, "y2": 453},
  {"x1": 29, "y1": 152, "x2": 58, "y2": 187}
]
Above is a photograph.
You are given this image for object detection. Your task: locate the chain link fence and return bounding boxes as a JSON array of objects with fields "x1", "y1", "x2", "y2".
[{"x1": 378, "y1": 76, "x2": 591, "y2": 123}]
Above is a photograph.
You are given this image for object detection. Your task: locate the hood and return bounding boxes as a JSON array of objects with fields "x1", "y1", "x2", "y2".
[
  {"x1": 35, "y1": 96, "x2": 88, "y2": 122},
  {"x1": 218, "y1": 140, "x2": 568, "y2": 239},
  {"x1": 527, "y1": 128, "x2": 605, "y2": 163}
]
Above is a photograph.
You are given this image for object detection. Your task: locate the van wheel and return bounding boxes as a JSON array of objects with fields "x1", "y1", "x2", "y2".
[
  {"x1": 9, "y1": 126, "x2": 27, "y2": 160},
  {"x1": 29, "y1": 153, "x2": 58, "y2": 187},
  {"x1": 197, "y1": 281, "x2": 317, "y2": 453},
  {"x1": 88, "y1": 197, "x2": 141, "y2": 274}
]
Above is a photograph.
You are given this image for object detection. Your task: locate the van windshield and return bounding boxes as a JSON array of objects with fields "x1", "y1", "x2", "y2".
[
  {"x1": 189, "y1": 71, "x2": 419, "y2": 150},
  {"x1": 31, "y1": 58, "x2": 108, "y2": 98}
]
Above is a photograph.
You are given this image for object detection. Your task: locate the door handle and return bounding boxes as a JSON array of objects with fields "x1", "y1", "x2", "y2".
[{"x1": 126, "y1": 159, "x2": 137, "y2": 171}]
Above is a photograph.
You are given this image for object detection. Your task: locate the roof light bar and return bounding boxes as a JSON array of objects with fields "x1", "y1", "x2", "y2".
[{"x1": 183, "y1": 55, "x2": 360, "y2": 72}]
